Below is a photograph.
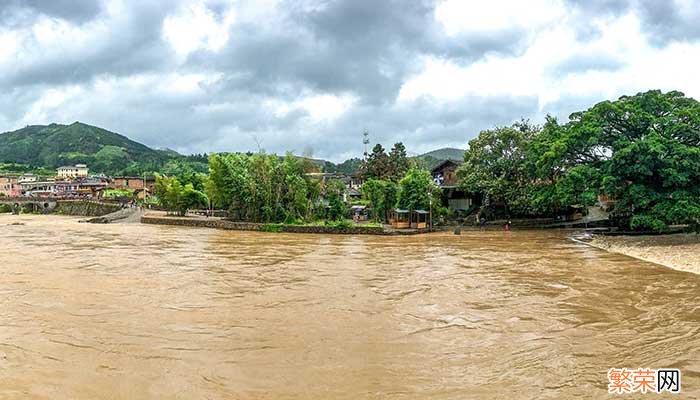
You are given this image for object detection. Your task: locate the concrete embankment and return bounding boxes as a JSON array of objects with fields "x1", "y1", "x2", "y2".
[
  {"x1": 82, "y1": 208, "x2": 142, "y2": 223},
  {"x1": 587, "y1": 233, "x2": 700, "y2": 275},
  {"x1": 140, "y1": 215, "x2": 426, "y2": 235},
  {"x1": 54, "y1": 201, "x2": 121, "y2": 217}
]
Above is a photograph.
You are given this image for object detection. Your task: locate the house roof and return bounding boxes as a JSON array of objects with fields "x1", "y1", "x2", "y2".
[
  {"x1": 430, "y1": 159, "x2": 462, "y2": 174},
  {"x1": 57, "y1": 165, "x2": 88, "y2": 169}
]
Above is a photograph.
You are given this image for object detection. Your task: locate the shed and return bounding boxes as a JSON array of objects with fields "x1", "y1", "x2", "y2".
[
  {"x1": 391, "y1": 209, "x2": 410, "y2": 229},
  {"x1": 411, "y1": 209, "x2": 429, "y2": 229},
  {"x1": 350, "y1": 204, "x2": 368, "y2": 221}
]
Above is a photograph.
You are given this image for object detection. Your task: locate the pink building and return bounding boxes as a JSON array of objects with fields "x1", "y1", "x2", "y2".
[{"x1": 0, "y1": 176, "x2": 21, "y2": 197}]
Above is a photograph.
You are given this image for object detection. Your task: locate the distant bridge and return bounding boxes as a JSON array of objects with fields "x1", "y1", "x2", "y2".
[
  {"x1": 0, "y1": 197, "x2": 58, "y2": 214},
  {"x1": 1, "y1": 197, "x2": 123, "y2": 215}
]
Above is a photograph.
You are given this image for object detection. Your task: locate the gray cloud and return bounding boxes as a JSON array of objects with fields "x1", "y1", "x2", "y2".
[
  {"x1": 565, "y1": 0, "x2": 700, "y2": 45},
  {"x1": 1, "y1": 1, "x2": 181, "y2": 88},
  {"x1": 0, "y1": 0, "x2": 104, "y2": 25},
  {"x1": 0, "y1": 0, "x2": 698, "y2": 161},
  {"x1": 550, "y1": 53, "x2": 625, "y2": 77},
  {"x1": 186, "y1": 0, "x2": 525, "y2": 105},
  {"x1": 636, "y1": 0, "x2": 700, "y2": 45}
]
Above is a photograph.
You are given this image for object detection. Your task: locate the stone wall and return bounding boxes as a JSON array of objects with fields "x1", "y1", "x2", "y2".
[
  {"x1": 53, "y1": 201, "x2": 121, "y2": 217},
  {"x1": 140, "y1": 216, "x2": 391, "y2": 235}
]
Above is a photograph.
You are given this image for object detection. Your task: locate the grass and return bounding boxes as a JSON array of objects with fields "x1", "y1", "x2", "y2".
[
  {"x1": 260, "y1": 223, "x2": 284, "y2": 232},
  {"x1": 258, "y1": 219, "x2": 383, "y2": 232}
]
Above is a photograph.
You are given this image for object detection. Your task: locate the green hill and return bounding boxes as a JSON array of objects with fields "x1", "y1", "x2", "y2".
[
  {"x1": 418, "y1": 147, "x2": 465, "y2": 161},
  {"x1": 0, "y1": 122, "x2": 467, "y2": 176},
  {"x1": 414, "y1": 147, "x2": 465, "y2": 170},
  {"x1": 0, "y1": 122, "x2": 171, "y2": 174}
]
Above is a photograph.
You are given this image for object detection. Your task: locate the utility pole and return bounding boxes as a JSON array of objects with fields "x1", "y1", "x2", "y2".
[
  {"x1": 429, "y1": 185, "x2": 433, "y2": 231},
  {"x1": 362, "y1": 129, "x2": 370, "y2": 160}
]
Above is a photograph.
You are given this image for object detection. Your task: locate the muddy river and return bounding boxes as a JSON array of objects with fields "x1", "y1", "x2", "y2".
[{"x1": 0, "y1": 215, "x2": 698, "y2": 399}]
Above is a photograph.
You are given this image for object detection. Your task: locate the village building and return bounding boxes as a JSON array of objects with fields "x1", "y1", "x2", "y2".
[
  {"x1": 57, "y1": 164, "x2": 89, "y2": 178},
  {"x1": 19, "y1": 176, "x2": 108, "y2": 198},
  {"x1": 21, "y1": 180, "x2": 58, "y2": 197},
  {"x1": 107, "y1": 176, "x2": 155, "y2": 200},
  {"x1": 305, "y1": 172, "x2": 362, "y2": 189},
  {"x1": 0, "y1": 176, "x2": 22, "y2": 197},
  {"x1": 305, "y1": 172, "x2": 363, "y2": 202},
  {"x1": 76, "y1": 176, "x2": 109, "y2": 197},
  {"x1": 18, "y1": 173, "x2": 38, "y2": 183},
  {"x1": 108, "y1": 176, "x2": 155, "y2": 191},
  {"x1": 430, "y1": 160, "x2": 480, "y2": 214}
]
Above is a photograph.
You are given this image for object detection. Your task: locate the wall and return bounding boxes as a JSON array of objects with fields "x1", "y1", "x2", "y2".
[
  {"x1": 53, "y1": 200, "x2": 121, "y2": 216},
  {"x1": 140, "y1": 216, "x2": 396, "y2": 235}
]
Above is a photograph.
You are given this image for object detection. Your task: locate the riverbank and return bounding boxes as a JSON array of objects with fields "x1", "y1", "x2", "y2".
[
  {"x1": 589, "y1": 233, "x2": 700, "y2": 275},
  {"x1": 54, "y1": 200, "x2": 121, "y2": 216},
  {"x1": 141, "y1": 214, "x2": 431, "y2": 235}
]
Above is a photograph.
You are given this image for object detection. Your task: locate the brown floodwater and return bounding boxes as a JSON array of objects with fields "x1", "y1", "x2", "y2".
[{"x1": 0, "y1": 214, "x2": 698, "y2": 399}]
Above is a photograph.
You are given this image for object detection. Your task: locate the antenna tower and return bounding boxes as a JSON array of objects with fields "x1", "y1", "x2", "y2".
[{"x1": 362, "y1": 129, "x2": 370, "y2": 159}]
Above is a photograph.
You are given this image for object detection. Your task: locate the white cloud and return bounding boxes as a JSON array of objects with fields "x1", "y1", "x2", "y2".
[
  {"x1": 0, "y1": 31, "x2": 19, "y2": 61},
  {"x1": 435, "y1": 0, "x2": 565, "y2": 35},
  {"x1": 20, "y1": 86, "x2": 84, "y2": 125},
  {"x1": 162, "y1": 1, "x2": 236, "y2": 58},
  {"x1": 268, "y1": 93, "x2": 357, "y2": 123},
  {"x1": 401, "y1": 3, "x2": 700, "y2": 120}
]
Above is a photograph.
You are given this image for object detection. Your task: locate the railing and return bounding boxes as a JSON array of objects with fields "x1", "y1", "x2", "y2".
[{"x1": 0, "y1": 196, "x2": 56, "y2": 203}]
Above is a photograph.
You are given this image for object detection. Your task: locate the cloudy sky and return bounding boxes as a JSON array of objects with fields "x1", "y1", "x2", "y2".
[{"x1": 2, "y1": 0, "x2": 700, "y2": 161}]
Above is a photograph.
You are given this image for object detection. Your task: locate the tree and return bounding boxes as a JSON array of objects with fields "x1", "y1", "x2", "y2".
[
  {"x1": 396, "y1": 168, "x2": 440, "y2": 212},
  {"x1": 387, "y1": 142, "x2": 410, "y2": 181},
  {"x1": 205, "y1": 152, "x2": 324, "y2": 223},
  {"x1": 154, "y1": 174, "x2": 208, "y2": 216},
  {"x1": 324, "y1": 158, "x2": 363, "y2": 175},
  {"x1": 178, "y1": 184, "x2": 209, "y2": 216},
  {"x1": 457, "y1": 121, "x2": 538, "y2": 216},
  {"x1": 325, "y1": 179, "x2": 347, "y2": 221},
  {"x1": 533, "y1": 90, "x2": 700, "y2": 230},
  {"x1": 363, "y1": 144, "x2": 390, "y2": 179},
  {"x1": 362, "y1": 179, "x2": 398, "y2": 223}
]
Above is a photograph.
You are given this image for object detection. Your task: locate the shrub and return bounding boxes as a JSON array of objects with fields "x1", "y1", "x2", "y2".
[{"x1": 260, "y1": 223, "x2": 283, "y2": 232}]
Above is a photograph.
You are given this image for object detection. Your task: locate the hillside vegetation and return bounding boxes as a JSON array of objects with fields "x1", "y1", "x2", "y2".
[
  {"x1": 0, "y1": 122, "x2": 205, "y2": 175},
  {"x1": 0, "y1": 121, "x2": 465, "y2": 176},
  {"x1": 413, "y1": 147, "x2": 465, "y2": 170}
]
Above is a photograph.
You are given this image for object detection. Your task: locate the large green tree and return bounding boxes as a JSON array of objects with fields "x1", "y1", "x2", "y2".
[
  {"x1": 205, "y1": 152, "x2": 321, "y2": 223},
  {"x1": 387, "y1": 142, "x2": 410, "y2": 181},
  {"x1": 154, "y1": 174, "x2": 208, "y2": 216},
  {"x1": 534, "y1": 90, "x2": 700, "y2": 230},
  {"x1": 396, "y1": 168, "x2": 441, "y2": 212},
  {"x1": 457, "y1": 121, "x2": 538, "y2": 216},
  {"x1": 362, "y1": 144, "x2": 390, "y2": 179},
  {"x1": 324, "y1": 179, "x2": 347, "y2": 221},
  {"x1": 362, "y1": 178, "x2": 398, "y2": 222}
]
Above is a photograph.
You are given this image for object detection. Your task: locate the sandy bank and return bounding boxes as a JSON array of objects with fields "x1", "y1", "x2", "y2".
[{"x1": 590, "y1": 233, "x2": 700, "y2": 275}]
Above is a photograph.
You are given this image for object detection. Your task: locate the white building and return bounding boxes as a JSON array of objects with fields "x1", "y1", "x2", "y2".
[
  {"x1": 57, "y1": 164, "x2": 89, "y2": 178},
  {"x1": 18, "y1": 173, "x2": 38, "y2": 183}
]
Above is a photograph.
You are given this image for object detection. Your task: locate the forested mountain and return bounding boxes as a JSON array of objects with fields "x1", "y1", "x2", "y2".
[
  {"x1": 413, "y1": 147, "x2": 465, "y2": 170},
  {"x1": 0, "y1": 122, "x2": 173, "y2": 174},
  {"x1": 0, "y1": 121, "x2": 465, "y2": 176},
  {"x1": 0, "y1": 122, "x2": 208, "y2": 175},
  {"x1": 418, "y1": 147, "x2": 465, "y2": 161}
]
